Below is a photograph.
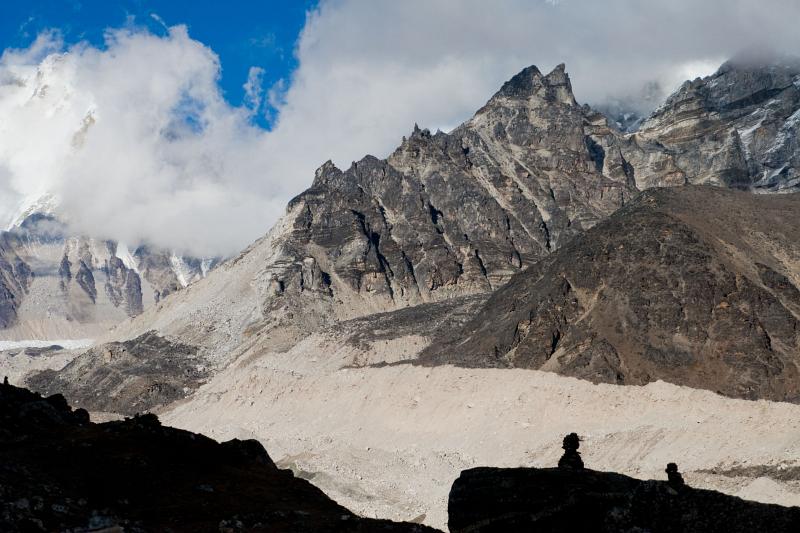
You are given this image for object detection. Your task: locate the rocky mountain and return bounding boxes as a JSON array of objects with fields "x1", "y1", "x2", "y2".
[
  {"x1": 54, "y1": 62, "x2": 635, "y2": 363},
  {"x1": 266, "y1": 63, "x2": 635, "y2": 330},
  {"x1": 5, "y1": 51, "x2": 800, "y2": 533},
  {"x1": 421, "y1": 186, "x2": 800, "y2": 402},
  {"x1": 448, "y1": 466, "x2": 800, "y2": 532},
  {"x1": 0, "y1": 213, "x2": 217, "y2": 340},
  {"x1": 0, "y1": 380, "x2": 434, "y2": 532}
]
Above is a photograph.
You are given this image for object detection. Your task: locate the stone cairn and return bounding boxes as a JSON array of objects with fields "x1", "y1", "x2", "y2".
[
  {"x1": 557, "y1": 432, "x2": 584, "y2": 470},
  {"x1": 666, "y1": 462, "x2": 686, "y2": 488}
]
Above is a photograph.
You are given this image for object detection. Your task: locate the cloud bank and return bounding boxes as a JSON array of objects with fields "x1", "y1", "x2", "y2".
[
  {"x1": 1, "y1": 0, "x2": 799, "y2": 256},
  {"x1": 0, "y1": 26, "x2": 284, "y2": 256}
]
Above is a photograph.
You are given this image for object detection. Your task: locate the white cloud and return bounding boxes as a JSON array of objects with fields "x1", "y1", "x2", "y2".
[
  {"x1": 0, "y1": 25, "x2": 288, "y2": 256},
  {"x1": 243, "y1": 66, "x2": 265, "y2": 115},
  {"x1": 1, "y1": 0, "x2": 799, "y2": 256}
]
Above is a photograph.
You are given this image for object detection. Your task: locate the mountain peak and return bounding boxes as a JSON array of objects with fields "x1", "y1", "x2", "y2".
[
  {"x1": 494, "y1": 64, "x2": 544, "y2": 99},
  {"x1": 489, "y1": 62, "x2": 576, "y2": 106},
  {"x1": 546, "y1": 62, "x2": 567, "y2": 78},
  {"x1": 311, "y1": 159, "x2": 342, "y2": 187}
]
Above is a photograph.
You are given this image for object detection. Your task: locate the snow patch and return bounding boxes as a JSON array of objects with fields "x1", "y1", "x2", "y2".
[
  {"x1": 115, "y1": 242, "x2": 139, "y2": 273},
  {"x1": 764, "y1": 108, "x2": 800, "y2": 160},
  {"x1": 200, "y1": 258, "x2": 214, "y2": 277},
  {"x1": 5, "y1": 192, "x2": 59, "y2": 230},
  {"x1": 737, "y1": 117, "x2": 765, "y2": 158},
  {"x1": 170, "y1": 254, "x2": 193, "y2": 288}
]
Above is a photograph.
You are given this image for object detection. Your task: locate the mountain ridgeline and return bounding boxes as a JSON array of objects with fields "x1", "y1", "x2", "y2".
[
  {"x1": 0, "y1": 381, "x2": 434, "y2": 532},
  {"x1": 26, "y1": 56, "x2": 800, "y2": 407},
  {"x1": 229, "y1": 57, "x2": 800, "y2": 339}
]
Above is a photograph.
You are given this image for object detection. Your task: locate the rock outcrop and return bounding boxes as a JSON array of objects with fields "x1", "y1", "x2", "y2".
[
  {"x1": 75, "y1": 63, "x2": 640, "y2": 362},
  {"x1": 448, "y1": 466, "x2": 800, "y2": 532},
  {"x1": 266, "y1": 64, "x2": 634, "y2": 333},
  {"x1": 0, "y1": 233, "x2": 33, "y2": 328},
  {"x1": 0, "y1": 380, "x2": 436, "y2": 532},
  {"x1": 27, "y1": 331, "x2": 207, "y2": 415},
  {"x1": 120, "y1": 58, "x2": 800, "y2": 352},
  {"x1": 421, "y1": 186, "x2": 800, "y2": 402}
]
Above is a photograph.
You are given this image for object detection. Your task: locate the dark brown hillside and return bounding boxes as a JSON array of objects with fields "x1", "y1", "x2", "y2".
[{"x1": 420, "y1": 186, "x2": 800, "y2": 402}]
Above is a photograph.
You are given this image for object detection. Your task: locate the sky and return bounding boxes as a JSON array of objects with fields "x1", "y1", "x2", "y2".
[
  {"x1": 0, "y1": 0, "x2": 314, "y2": 127},
  {"x1": 1, "y1": 0, "x2": 799, "y2": 257}
]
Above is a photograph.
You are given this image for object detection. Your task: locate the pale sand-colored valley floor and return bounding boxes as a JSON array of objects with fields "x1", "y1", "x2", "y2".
[{"x1": 159, "y1": 332, "x2": 800, "y2": 530}]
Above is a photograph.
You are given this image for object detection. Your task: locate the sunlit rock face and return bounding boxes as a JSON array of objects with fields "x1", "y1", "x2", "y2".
[
  {"x1": 260, "y1": 58, "x2": 800, "y2": 339},
  {"x1": 274, "y1": 64, "x2": 636, "y2": 331},
  {"x1": 621, "y1": 56, "x2": 800, "y2": 191}
]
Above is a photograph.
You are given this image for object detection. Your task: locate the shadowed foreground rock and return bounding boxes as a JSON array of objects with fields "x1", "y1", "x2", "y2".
[
  {"x1": 0, "y1": 381, "x2": 436, "y2": 532},
  {"x1": 447, "y1": 467, "x2": 800, "y2": 532}
]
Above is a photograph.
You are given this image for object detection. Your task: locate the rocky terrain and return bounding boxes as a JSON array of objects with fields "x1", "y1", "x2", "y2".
[
  {"x1": 422, "y1": 186, "x2": 800, "y2": 401},
  {"x1": 7, "y1": 377, "x2": 799, "y2": 533},
  {"x1": 0, "y1": 380, "x2": 435, "y2": 532},
  {"x1": 28, "y1": 331, "x2": 209, "y2": 415},
  {"x1": 63, "y1": 62, "x2": 640, "y2": 363},
  {"x1": 448, "y1": 466, "x2": 800, "y2": 532},
  {"x1": 0, "y1": 213, "x2": 217, "y2": 340},
  {"x1": 28, "y1": 57, "x2": 800, "y2": 405}
]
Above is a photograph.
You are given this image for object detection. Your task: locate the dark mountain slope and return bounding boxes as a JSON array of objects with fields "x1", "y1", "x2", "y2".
[{"x1": 420, "y1": 186, "x2": 800, "y2": 402}]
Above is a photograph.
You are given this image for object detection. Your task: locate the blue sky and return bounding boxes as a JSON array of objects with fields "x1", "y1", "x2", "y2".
[{"x1": 0, "y1": 0, "x2": 315, "y2": 126}]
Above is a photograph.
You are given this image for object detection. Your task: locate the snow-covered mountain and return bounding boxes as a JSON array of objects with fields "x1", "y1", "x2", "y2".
[{"x1": 0, "y1": 207, "x2": 218, "y2": 340}]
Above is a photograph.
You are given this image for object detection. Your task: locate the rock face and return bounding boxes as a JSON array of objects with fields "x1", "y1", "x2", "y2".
[
  {"x1": 0, "y1": 214, "x2": 216, "y2": 338},
  {"x1": 127, "y1": 58, "x2": 800, "y2": 350},
  {"x1": 448, "y1": 466, "x2": 800, "y2": 532},
  {"x1": 421, "y1": 186, "x2": 800, "y2": 402},
  {"x1": 0, "y1": 380, "x2": 436, "y2": 532},
  {"x1": 0, "y1": 232, "x2": 33, "y2": 329},
  {"x1": 622, "y1": 55, "x2": 800, "y2": 191},
  {"x1": 82, "y1": 63, "x2": 640, "y2": 362}
]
